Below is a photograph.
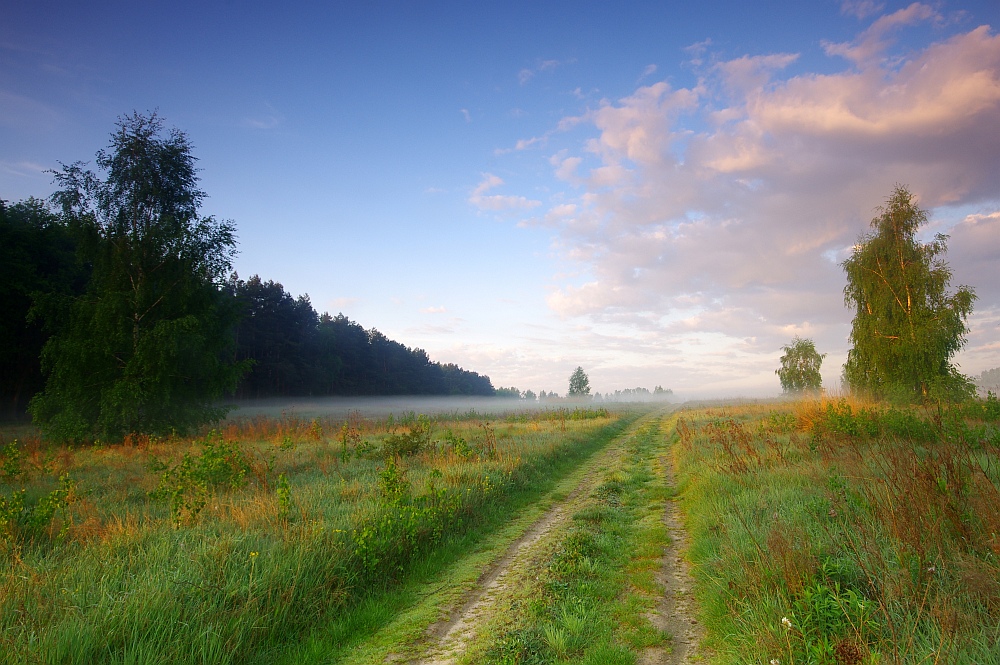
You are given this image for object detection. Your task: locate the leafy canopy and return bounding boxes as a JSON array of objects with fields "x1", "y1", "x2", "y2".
[
  {"x1": 776, "y1": 337, "x2": 825, "y2": 394},
  {"x1": 30, "y1": 112, "x2": 247, "y2": 440},
  {"x1": 568, "y1": 366, "x2": 591, "y2": 397},
  {"x1": 842, "y1": 185, "x2": 975, "y2": 401}
]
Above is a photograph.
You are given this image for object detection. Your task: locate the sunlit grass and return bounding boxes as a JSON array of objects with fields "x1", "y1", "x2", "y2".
[
  {"x1": 0, "y1": 405, "x2": 633, "y2": 663},
  {"x1": 674, "y1": 396, "x2": 1000, "y2": 663}
]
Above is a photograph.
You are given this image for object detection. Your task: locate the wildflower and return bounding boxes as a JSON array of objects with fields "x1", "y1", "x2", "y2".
[
  {"x1": 250, "y1": 551, "x2": 258, "y2": 558},
  {"x1": 781, "y1": 616, "x2": 792, "y2": 630},
  {"x1": 771, "y1": 660, "x2": 781, "y2": 665},
  {"x1": 927, "y1": 565, "x2": 936, "y2": 573}
]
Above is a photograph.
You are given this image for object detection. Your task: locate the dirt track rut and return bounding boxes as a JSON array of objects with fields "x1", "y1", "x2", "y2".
[{"x1": 416, "y1": 411, "x2": 704, "y2": 665}]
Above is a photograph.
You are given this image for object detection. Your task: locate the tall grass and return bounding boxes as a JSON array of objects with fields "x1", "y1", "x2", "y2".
[
  {"x1": 675, "y1": 396, "x2": 1000, "y2": 664},
  {"x1": 0, "y1": 406, "x2": 634, "y2": 663}
]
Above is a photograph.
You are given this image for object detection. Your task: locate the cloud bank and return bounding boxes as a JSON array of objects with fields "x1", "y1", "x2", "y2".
[{"x1": 510, "y1": 9, "x2": 1000, "y2": 392}]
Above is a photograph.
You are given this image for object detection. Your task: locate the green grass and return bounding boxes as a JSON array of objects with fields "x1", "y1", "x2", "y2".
[
  {"x1": 0, "y1": 406, "x2": 643, "y2": 664},
  {"x1": 674, "y1": 396, "x2": 1000, "y2": 664},
  {"x1": 461, "y1": 412, "x2": 675, "y2": 664}
]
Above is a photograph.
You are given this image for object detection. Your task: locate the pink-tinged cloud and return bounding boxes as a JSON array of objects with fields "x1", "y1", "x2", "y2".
[
  {"x1": 824, "y1": 2, "x2": 941, "y2": 65},
  {"x1": 527, "y1": 15, "x2": 1000, "y2": 381}
]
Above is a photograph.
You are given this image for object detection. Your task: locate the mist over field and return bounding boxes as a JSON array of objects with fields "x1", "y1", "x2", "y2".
[{"x1": 221, "y1": 393, "x2": 674, "y2": 423}]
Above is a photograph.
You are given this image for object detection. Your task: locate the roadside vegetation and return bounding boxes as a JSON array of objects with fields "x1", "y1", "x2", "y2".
[
  {"x1": 0, "y1": 406, "x2": 632, "y2": 663},
  {"x1": 674, "y1": 394, "x2": 1000, "y2": 663}
]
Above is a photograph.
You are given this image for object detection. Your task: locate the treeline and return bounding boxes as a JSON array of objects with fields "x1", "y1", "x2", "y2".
[
  {"x1": 0, "y1": 199, "x2": 494, "y2": 418},
  {"x1": 0, "y1": 202, "x2": 494, "y2": 420},
  {"x1": 230, "y1": 275, "x2": 494, "y2": 398},
  {"x1": 594, "y1": 386, "x2": 673, "y2": 403},
  {"x1": 0, "y1": 198, "x2": 86, "y2": 420}
]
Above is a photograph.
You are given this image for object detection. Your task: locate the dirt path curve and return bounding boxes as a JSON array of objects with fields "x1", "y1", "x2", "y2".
[
  {"x1": 417, "y1": 410, "x2": 706, "y2": 665},
  {"x1": 641, "y1": 452, "x2": 706, "y2": 665},
  {"x1": 416, "y1": 413, "x2": 661, "y2": 665}
]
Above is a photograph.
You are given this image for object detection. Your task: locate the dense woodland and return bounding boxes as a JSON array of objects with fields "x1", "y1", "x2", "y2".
[{"x1": 0, "y1": 197, "x2": 494, "y2": 421}]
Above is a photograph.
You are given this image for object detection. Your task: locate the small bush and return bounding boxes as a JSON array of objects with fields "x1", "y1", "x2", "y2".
[{"x1": 149, "y1": 432, "x2": 254, "y2": 526}]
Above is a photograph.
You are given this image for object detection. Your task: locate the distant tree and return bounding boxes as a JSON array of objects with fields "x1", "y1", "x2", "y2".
[
  {"x1": 568, "y1": 367, "x2": 591, "y2": 397},
  {"x1": 776, "y1": 337, "x2": 825, "y2": 394},
  {"x1": 653, "y1": 386, "x2": 673, "y2": 399},
  {"x1": 495, "y1": 387, "x2": 521, "y2": 399},
  {"x1": 522, "y1": 389, "x2": 536, "y2": 401},
  {"x1": 30, "y1": 112, "x2": 247, "y2": 440},
  {"x1": 842, "y1": 185, "x2": 975, "y2": 400},
  {"x1": 975, "y1": 367, "x2": 1000, "y2": 396}
]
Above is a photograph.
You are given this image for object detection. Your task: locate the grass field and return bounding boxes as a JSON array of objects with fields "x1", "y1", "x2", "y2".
[
  {"x1": 674, "y1": 395, "x2": 1000, "y2": 664},
  {"x1": 6, "y1": 395, "x2": 999, "y2": 664},
  {"x1": 0, "y1": 405, "x2": 640, "y2": 664}
]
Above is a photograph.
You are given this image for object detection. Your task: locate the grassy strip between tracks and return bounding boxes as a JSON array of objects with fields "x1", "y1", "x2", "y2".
[{"x1": 455, "y1": 412, "x2": 676, "y2": 665}]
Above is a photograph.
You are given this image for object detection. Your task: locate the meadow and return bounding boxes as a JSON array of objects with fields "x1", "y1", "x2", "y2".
[
  {"x1": 674, "y1": 395, "x2": 1000, "y2": 663},
  {"x1": 0, "y1": 405, "x2": 636, "y2": 664}
]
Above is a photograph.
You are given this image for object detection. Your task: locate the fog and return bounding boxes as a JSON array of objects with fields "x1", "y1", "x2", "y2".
[{"x1": 220, "y1": 395, "x2": 631, "y2": 423}]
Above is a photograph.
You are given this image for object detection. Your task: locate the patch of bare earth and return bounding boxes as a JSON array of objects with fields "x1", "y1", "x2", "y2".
[{"x1": 641, "y1": 459, "x2": 706, "y2": 665}]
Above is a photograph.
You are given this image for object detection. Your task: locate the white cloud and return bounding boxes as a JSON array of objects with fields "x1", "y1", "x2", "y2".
[
  {"x1": 504, "y1": 17, "x2": 1000, "y2": 391},
  {"x1": 242, "y1": 102, "x2": 284, "y2": 130},
  {"x1": 518, "y1": 58, "x2": 573, "y2": 85},
  {"x1": 468, "y1": 173, "x2": 542, "y2": 212},
  {"x1": 0, "y1": 90, "x2": 61, "y2": 131},
  {"x1": 841, "y1": 0, "x2": 885, "y2": 19},
  {"x1": 0, "y1": 159, "x2": 48, "y2": 177},
  {"x1": 422, "y1": 305, "x2": 447, "y2": 314},
  {"x1": 329, "y1": 297, "x2": 359, "y2": 312}
]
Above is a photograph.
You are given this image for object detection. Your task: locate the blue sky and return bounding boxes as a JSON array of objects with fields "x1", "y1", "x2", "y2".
[{"x1": 3, "y1": 0, "x2": 999, "y2": 397}]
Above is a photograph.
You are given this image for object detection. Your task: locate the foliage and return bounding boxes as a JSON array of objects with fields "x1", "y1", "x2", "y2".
[
  {"x1": 0, "y1": 198, "x2": 86, "y2": 418},
  {"x1": 380, "y1": 415, "x2": 432, "y2": 457},
  {"x1": 231, "y1": 276, "x2": 496, "y2": 397},
  {"x1": 596, "y1": 386, "x2": 673, "y2": 403},
  {"x1": 0, "y1": 473, "x2": 76, "y2": 547},
  {"x1": 842, "y1": 185, "x2": 976, "y2": 401},
  {"x1": 776, "y1": 336, "x2": 825, "y2": 394},
  {"x1": 149, "y1": 432, "x2": 255, "y2": 526},
  {"x1": 568, "y1": 366, "x2": 591, "y2": 397},
  {"x1": 29, "y1": 112, "x2": 247, "y2": 440}
]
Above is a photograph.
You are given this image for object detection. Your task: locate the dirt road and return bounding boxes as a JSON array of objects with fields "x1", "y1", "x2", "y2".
[{"x1": 416, "y1": 410, "x2": 704, "y2": 664}]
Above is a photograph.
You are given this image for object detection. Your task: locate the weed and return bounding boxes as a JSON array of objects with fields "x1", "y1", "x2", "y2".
[
  {"x1": 381, "y1": 415, "x2": 431, "y2": 458},
  {"x1": 1, "y1": 440, "x2": 23, "y2": 480},
  {"x1": 276, "y1": 473, "x2": 292, "y2": 520},
  {"x1": 149, "y1": 431, "x2": 254, "y2": 526},
  {"x1": 0, "y1": 472, "x2": 76, "y2": 546},
  {"x1": 542, "y1": 623, "x2": 571, "y2": 659}
]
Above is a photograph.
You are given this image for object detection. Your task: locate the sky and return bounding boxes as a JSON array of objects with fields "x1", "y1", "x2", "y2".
[{"x1": 3, "y1": 0, "x2": 999, "y2": 399}]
